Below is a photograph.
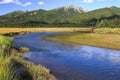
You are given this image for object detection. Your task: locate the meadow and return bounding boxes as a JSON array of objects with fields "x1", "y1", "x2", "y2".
[
  {"x1": 0, "y1": 28, "x2": 120, "y2": 34},
  {"x1": 45, "y1": 33, "x2": 120, "y2": 50},
  {"x1": 0, "y1": 28, "x2": 92, "y2": 34}
]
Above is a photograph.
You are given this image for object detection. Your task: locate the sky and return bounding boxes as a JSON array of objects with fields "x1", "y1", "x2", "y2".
[{"x1": 0, "y1": 0, "x2": 120, "y2": 15}]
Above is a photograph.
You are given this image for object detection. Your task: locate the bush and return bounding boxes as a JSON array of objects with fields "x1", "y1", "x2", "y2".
[{"x1": 19, "y1": 47, "x2": 29, "y2": 52}]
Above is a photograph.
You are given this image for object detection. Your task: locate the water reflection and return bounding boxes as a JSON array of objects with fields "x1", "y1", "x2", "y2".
[
  {"x1": 13, "y1": 32, "x2": 120, "y2": 80},
  {"x1": 80, "y1": 46, "x2": 120, "y2": 64}
]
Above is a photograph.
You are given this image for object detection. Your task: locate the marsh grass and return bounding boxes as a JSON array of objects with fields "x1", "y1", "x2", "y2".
[
  {"x1": 45, "y1": 33, "x2": 120, "y2": 50},
  {"x1": 95, "y1": 28, "x2": 120, "y2": 34},
  {"x1": 19, "y1": 47, "x2": 29, "y2": 52},
  {"x1": 0, "y1": 28, "x2": 91, "y2": 34},
  {"x1": 0, "y1": 46, "x2": 13, "y2": 80}
]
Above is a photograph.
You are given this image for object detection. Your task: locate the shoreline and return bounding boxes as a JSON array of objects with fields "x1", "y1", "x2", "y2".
[
  {"x1": 0, "y1": 28, "x2": 91, "y2": 34},
  {"x1": 0, "y1": 28, "x2": 120, "y2": 34},
  {"x1": 44, "y1": 33, "x2": 120, "y2": 50},
  {"x1": 0, "y1": 35, "x2": 57, "y2": 80}
]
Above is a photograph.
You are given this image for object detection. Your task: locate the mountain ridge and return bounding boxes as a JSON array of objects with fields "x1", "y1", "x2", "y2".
[
  {"x1": 1, "y1": 5, "x2": 83, "y2": 16},
  {"x1": 0, "y1": 6, "x2": 120, "y2": 28}
]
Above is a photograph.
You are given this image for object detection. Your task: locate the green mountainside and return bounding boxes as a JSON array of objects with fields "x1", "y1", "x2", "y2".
[
  {"x1": 0, "y1": 6, "x2": 120, "y2": 28},
  {"x1": 68, "y1": 6, "x2": 120, "y2": 27}
]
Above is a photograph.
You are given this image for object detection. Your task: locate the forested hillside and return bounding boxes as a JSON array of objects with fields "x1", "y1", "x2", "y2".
[
  {"x1": 69, "y1": 6, "x2": 120, "y2": 28},
  {"x1": 0, "y1": 6, "x2": 120, "y2": 28}
]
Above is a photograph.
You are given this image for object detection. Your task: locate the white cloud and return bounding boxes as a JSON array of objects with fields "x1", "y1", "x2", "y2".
[
  {"x1": 38, "y1": 1, "x2": 44, "y2": 5},
  {"x1": 13, "y1": 0, "x2": 31, "y2": 7},
  {"x1": 83, "y1": 0, "x2": 94, "y2": 3},
  {"x1": 0, "y1": 0, "x2": 31, "y2": 6},
  {"x1": 0, "y1": 0, "x2": 13, "y2": 4},
  {"x1": 97, "y1": 0, "x2": 106, "y2": 1}
]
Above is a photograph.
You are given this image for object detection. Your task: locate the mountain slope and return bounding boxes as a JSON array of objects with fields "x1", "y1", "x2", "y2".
[
  {"x1": 0, "y1": 6, "x2": 120, "y2": 27},
  {"x1": 0, "y1": 5, "x2": 84, "y2": 27},
  {"x1": 43, "y1": 5, "x2": 84, "y2": 22},
  {"x1": 69, "y1": 6, "x2": 120, "y2": 27}
]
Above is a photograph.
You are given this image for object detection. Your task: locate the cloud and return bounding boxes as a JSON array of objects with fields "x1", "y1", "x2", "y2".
[
  {"x1": 13, "y1": 0, "x2": 31, "y2": 7},
  {"x1": 38, "y1": 1, "x2": 44, "y2": 5},
  {"x1": 0, "y1": 0, "x2": 31, "y2": 6},
  {"x1": 82, "y1": 0, "x2": 108, "y2": 3},
  {"x1": 0, "y1": 0, "x2": 13, "y2": 4},
  {"x1": 97, "y1": 0, "x2": 106, "y2": 1},
  {"x1": 83, "y1": 0, "x2": 94, "y2": 3}
]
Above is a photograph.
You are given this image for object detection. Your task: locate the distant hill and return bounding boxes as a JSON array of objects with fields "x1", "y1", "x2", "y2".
[
  {"x1": 68, "y1": 6, "x2": 120, "y2": 27},
  {"x1": 44, "y1": 5, "x2": 84, "y2": 22},
  {"x1": 0, "y1": 5, "x2": 84, "y2": 27},
  {"x1": 0, "y1": 6, "x2": 120, "y2": 28}
]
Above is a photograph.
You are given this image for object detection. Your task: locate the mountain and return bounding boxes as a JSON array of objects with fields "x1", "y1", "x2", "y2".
[
  {"x1": 68, "y1": 6, "x2": 120, "y2": 27},
  {"x1": 44, "y1": 5, "x2": 84, "y2": 22},
  {"x1": 56, "y1": 5, "x2": 84, "y2": 13},
  {"x1": 0, "y1": 5, "x2": 84, "y2": 27},
  {"x1": 70, "y1": 6, "x2": 120, "y2": 22},
  {"x1": 0, "y1": 6, "x2": 120, "y2": 28}
]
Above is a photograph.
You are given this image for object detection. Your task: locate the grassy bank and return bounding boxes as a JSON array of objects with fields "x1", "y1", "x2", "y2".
[
  {"x1": 0, "y1": 36, "x2": 12, "y2": 80},
  {"x1": 0, "y1": 28, "x2": 91, "y2": 34},
  {"x1": 0, "y1": 28, "x2": 120, "y2": 34},
  {"x1": 0, "y1": 35, "x2": 56, "y2": 80},
  {"x1": 45, "y1": 33, "x2": 120, "y2": 50}
]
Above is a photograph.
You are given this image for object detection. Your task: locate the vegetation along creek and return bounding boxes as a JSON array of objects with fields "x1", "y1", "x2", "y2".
[{"x1": 13, "y1": 32, "x2": 120, "y2": 80}]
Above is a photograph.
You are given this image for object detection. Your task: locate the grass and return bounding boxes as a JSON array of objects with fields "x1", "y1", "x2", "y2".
[
  {"x1": 0, "y1": 36, "x2": 12, "y2": 48},
  {"x1": 0, "y1": 36, "x2": 13, "y2": 80},
  {"x1": 0, "y1": 28, "x2": 92, "y2": 34},
  {"x1": 95, "y1": 28, "x2": 120, "y2": 34},
  {"x1": 45, "y1": 33, "x2": 120, "y2": 50},
  {"x1": 0, "y1": 28, "x2": 120, "y2": 34},
  {"x1": 19, "y1": 47, "x2": 30, "y2": 52},
  {"x1": 0, "y1": 35, "x2": 56, "y2": 80}
]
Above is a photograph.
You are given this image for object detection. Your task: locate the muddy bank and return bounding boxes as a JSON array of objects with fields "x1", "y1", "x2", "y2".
[{"x1": 1, "y1": 31, "x2": 30, "y2": 36}]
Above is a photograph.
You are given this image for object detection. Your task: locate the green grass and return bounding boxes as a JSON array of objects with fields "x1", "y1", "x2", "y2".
[
  {"x1": 0, "y1": 35, "x2": 56, "y2": 80},
  {"x1": 0, "y1": 36, "x2": 12, "y2": 48},
  {"x1": 45, "y1": 33, "x2": 120, "y2": 50},
  {"x1": 0, "y1": 36, "x2": 13, "y2": 80}
]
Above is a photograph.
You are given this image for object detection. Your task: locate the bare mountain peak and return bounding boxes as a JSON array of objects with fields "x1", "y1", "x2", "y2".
[
  {"x1": 14, "y1": 10, "x2": 25, "y2": 13},
  {"x1": 58, "y1": 5, "x2": 84, "y2": 13}
]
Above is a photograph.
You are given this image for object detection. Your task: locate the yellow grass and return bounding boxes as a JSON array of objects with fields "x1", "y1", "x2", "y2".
[
  {"x1": 95, "y1": 28, "x2": 120, "y2": 33},
  {"x1": 0, "y1": 28, "x2": 120, "y2": 34},
  {"x1": 45, "y1": 33, "x2": 120, "y2": 50},
  {"x1": 0, "y1": 28, "x2": 91, "y2": 34}
]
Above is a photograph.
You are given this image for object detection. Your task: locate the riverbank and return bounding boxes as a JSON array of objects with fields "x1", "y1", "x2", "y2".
[
  {"x1": 0, "y1": 28, "x2": 90, "y2": 34},
  {"x1": 45, "y1": 33, "x2": 120, "y2": 50},
  {"x1": 0, "y1": 28, "x2": 120, "y2": 34},
  {"x1": 0, "y1": 35, "x2": 56, "y2": 80}
]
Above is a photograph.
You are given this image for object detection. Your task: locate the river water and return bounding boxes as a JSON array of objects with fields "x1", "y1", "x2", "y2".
[{"x1": 13, "y1": 32, "x2": 120, "y2": 80}]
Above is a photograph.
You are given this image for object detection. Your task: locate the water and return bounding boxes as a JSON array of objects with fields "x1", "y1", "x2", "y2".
[{"x1": 13, "y1": 32, "x2": 120, "y2": 80}]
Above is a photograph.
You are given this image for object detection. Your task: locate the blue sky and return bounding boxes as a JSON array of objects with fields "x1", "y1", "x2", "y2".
[{"x1": 0, "y1": 0, "x2": 120, "y2": 15}]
